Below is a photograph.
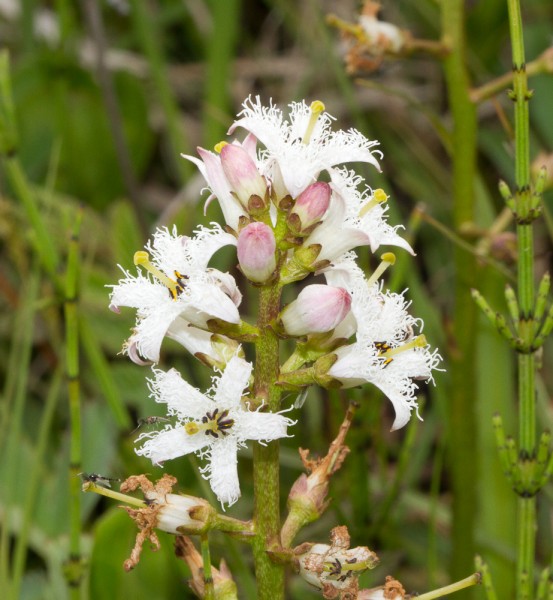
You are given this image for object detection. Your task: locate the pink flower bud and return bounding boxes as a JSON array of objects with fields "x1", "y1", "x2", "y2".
[
  {"x1": 237, "y1": 222, "x2": 277, "y2": 283},
  {"x1": 288, "y1": 182, "x2": 331, "y2": 234},
  {"x1": 280, "y1": 284, "x2": 352, "y2": 336},
  {"x1": 220, "y1": 144, "x2": 267, "y2": 207}
]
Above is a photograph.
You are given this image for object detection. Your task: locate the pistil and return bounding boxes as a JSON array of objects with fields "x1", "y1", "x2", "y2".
[
  {"x1": 359, "y1": 188, "x2": 388, "y2": 217},
  {"x1": 366, "y1": 252, "x2": 396, "y2": 287},
  {"x1": 134, "y1": 251, "x2": 183, "y2": 299},
  {"x1": 380, "y1": 335, "x2": 428, "y2": 364},
  {"x1": 302, "y1": 100, "x2": 326, "y2": 144}
]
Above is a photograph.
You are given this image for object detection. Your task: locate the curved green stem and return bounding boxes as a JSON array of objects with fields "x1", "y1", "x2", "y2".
[{"x1": 415, "y1": 573, "x2": 481, "y2": 600}]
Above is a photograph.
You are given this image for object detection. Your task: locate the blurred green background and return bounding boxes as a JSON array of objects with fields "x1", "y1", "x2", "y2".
[{"x1": 1, "y1": 0, "x2": 552, "y2": 598}]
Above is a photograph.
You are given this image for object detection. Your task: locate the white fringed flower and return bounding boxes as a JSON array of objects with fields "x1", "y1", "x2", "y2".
[
  {"x1": 305, "y1": 168, "x2": 413, "y2": 261},
  {"x1": 229, "y1": 96, "x2": 382, "y2": 198},
  {"x1": 109, "y1": 225, "x2": 240, "y2": 363},
  {"x1": 323, "y1": 254, "x2": 442, "y2": 430},
  {"x1": 135, "y1": 355, "x2": 294, "y2": 507}
]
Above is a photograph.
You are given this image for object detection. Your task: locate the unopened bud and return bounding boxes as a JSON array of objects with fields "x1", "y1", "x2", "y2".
[
  {"x1": 175, "y1": 536, "x2": 237, "y2": 599},
  {"x1": 220, "y1": 144, "x2": 267, "y2": 208},
  {"x1": 288, "y1": 182, "x2": 331, "y2": 235},
  {"x1": 237, "y1": 222, "x2": 277, "y2": 283},
  {"x1": 280, "y1": 285, "x2": 352, "y2": 336}
]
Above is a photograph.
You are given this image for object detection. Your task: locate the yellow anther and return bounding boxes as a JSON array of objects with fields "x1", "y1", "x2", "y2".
[
  {"x1": 214, "y1": 141, "x2": 228, "y2": 153},
  {"x1": 133, "y1": 251, "x2": 178, "y2": 294},
  {"x1": 367, "y1": 253, "x2": 396, "y2": 287},
  {"x1": 302, "y1": 101, "x2": 326, "y2": 145},
  {"x1": 358, "y1": 189, "x2": 389, "y2": 217}
]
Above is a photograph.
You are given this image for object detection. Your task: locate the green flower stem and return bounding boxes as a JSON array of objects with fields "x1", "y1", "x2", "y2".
[
  {"x1": 214, "y1": 515, "x2": 254, "y2": 538},
  {"x1": 280, "y1": 350, "x2": 308, "y2": 373},
  {"x1": 441, "y1": 0, "x2": 479, "y2": 581},
  {"x1": 276, "y1": 366, "x2": 316, "y2": 389},
  {"x1": 82, "y1": 482, "x2": 147, "y2": 507},
  {"x1": 200, "y1": 534, "x2": 215, "y2": 600},
  {"x1": 506, "y1": 0, "x2": 537, "y2": 596},
  {"x1": 415, "y1": 572, "x2": 481, "y2": 600},
  {"x1": 64, "y1": 210, "x2": 84, "y2": 596},
  {"x1": 252, "y1": 282, "x2": 284, "y2": 600}
]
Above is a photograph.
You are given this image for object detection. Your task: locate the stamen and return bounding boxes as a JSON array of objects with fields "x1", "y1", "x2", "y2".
[
  {"x1": 184, "y1": 409, "x2": 235, "y2": 439},
  {"x1": 358, "y1": 188, "x2": 388, "y2": 217},
  {"x1": 366, "y1": 252, "x2": 396, "y2": 287},
  {"x1": 134, "y1": 251, "x2": 188, "y2": 300},
  {"x1": 378, "y1": 335, "x2": 427, "y2": 366},
  {"x1": 301, "y1": 100, "x2": 326, "y2": 144},
  {"x1": 214, "y1": 141, "x2": 228, "y2": 153},
  {"x1": 325, "y1": 558, "x2": 342, "y2": 576}
]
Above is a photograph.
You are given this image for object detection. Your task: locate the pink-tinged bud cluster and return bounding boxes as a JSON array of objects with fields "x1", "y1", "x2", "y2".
[
  {"x1": 280, "y1": 284, "x2": 352, "y2": 336},
  {"x1": 237, "y1": 222, "x2": 277, "y2": 283},
  {"x1": 220, "y1": 144, "x2": 267, "y2": 208},
  {"x1": 288, "y1": 182, "x2": 331, "y2": 235}
]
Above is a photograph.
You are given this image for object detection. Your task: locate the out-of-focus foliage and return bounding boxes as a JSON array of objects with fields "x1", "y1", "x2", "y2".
[{"x1": 0, "y1": 0, "x2": 552, "y2": 598}]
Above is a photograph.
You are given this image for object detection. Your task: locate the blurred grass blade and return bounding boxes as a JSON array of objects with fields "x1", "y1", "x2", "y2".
[
  {"x1": 202, "y1": 0, "x2": 241, "y2": 147},
  {"x1": 128, "y1": 0, "x2": 191, "y2": 184},
  {"x1": 0, "y1": 52, "x2": 60, "y2": 287},
  {"x1": 79, "y1": 314, "x2": 132, "y2": 429},
  {"x1": 0, "y1": 268, "x2": 40, "y2": 592},
  {"x1": 9, "y1": 367, "x2": 63, "y2": 600},
  {"x1": 64, "y1": 208, "x2": 85, "y2": 596}
]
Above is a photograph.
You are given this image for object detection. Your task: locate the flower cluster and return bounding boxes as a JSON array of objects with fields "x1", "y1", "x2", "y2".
[{"x1": 109, "y1": 97, "x2": 440, "y2": 510}]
